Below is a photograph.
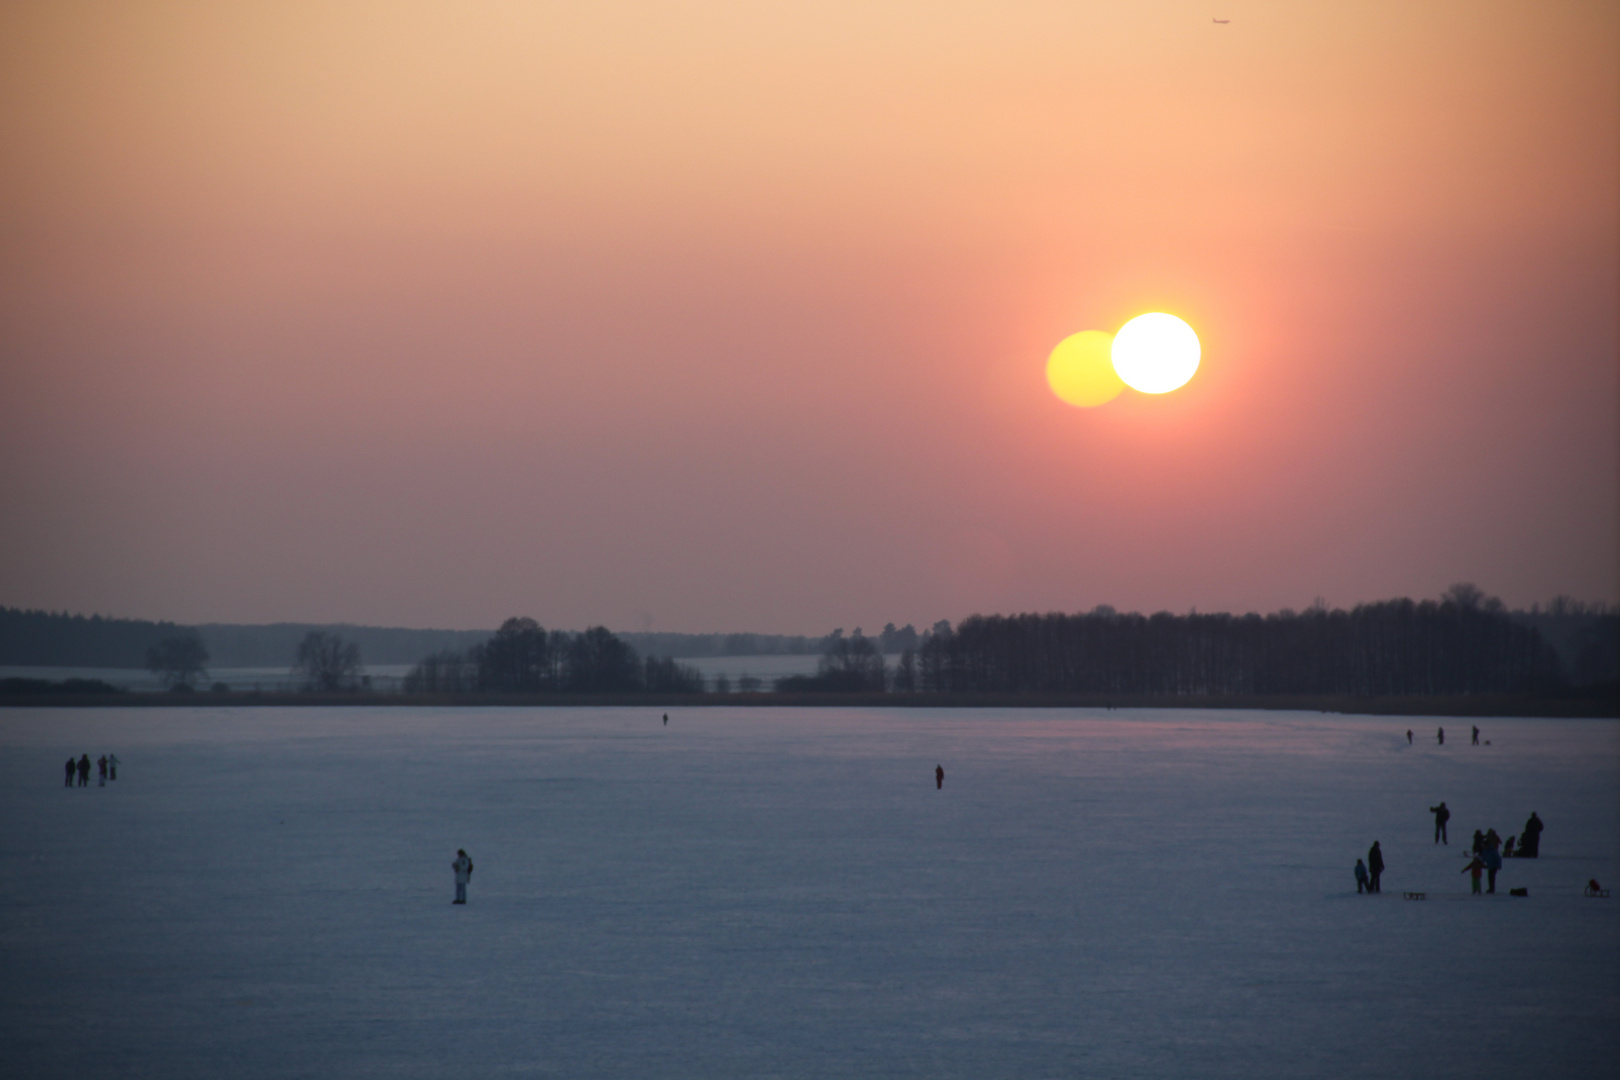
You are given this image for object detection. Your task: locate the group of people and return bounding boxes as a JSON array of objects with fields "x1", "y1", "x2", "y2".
[
  {"x1": 1362, "y1": 803, "x2": 1545, "y2": 895},
  {"x1": 63, "y1": 753, "x2": 118, "y2": 788},
  {"x1": 1406, "y1": 725, "x2": 1486, "y2": 746}
]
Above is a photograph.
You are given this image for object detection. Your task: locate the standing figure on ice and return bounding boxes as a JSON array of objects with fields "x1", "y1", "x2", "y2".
[
  {"x1": 77, "y1": 754, "x2": 90, "y2": 787},
  {"x1": 1354, "y1": 859, "x2": 1369, "y2": 894},
  {"x1": 1437, "y1": 726, "x2": 1445, "y2": 745},
  {"x1": 64, "y1": 757, "x2": 75, "y2": 787},
  {"x1": 1519, "y1": 812, "x2": 1544, "y2": 858},
  {"x1": 935, "y1": 764, "x2": 944, "y2": 790},
  {"x1": 1461, "y1": 853, "x2": 1486, "y2": 894},
  {"x1": 1406, "y1": 729, "x2": 1413, "y2": 745},
  {"x1": 1430, "y1": 801, "x2": 1450, "y2": 844},
  {"x1": 108, "y1": 753, "x2": 119, "y2": 780},
  {"x1": 1367, "y1": 841, "x2": 1384, "y2": 893},
  {"x1": 451, "y1": 849, "x2": 474, "y2": 905},
  {"x1": 1471, "y1": 725, "x2": 1480, "y2": 745},
  {"x1": 97, "y1": 755, "x2": 107, "y2": 787}
]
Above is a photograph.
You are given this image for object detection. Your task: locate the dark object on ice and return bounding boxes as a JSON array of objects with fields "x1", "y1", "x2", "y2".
[
  {"x1": 1482, "y1": 844, "x2": 1501, "y2": 893},
  {"x1": 1430, "y1": 801, "x2": 1450, "y2": 844},
  {"x1": 1509, "y1": 887, "x2": 1528, "y2": 897},
  {"x1": 1471, "y1": 725, "x2": 1479, "y2": 745},
  {"x1": 77, "y1": 754, "x2": 90, "y2": 787},
  {"x1": 1367, "y1": 841, "x2": 1384, "y2": 893},
  {"x1": 1461, "y1": 855, "x2": 1485, "y2": 894},
  {"x1": 1503, "y1": 835, "x2": 1516, "y2": 857},
  {"x1": 935, "y1": 764, "x2": 944, "y2": 790},
  {"x1": 97, "y1": 756, "x2": 107, "y2": 786},
  {"x1": 1519, "y1": 812, "x2": 1544, "y2": 858},
  {"x1": 1402, "y1": 891, "x2": 1426, "y2": 900},
  {"x1": 1437, "y1": 726, "x2": 1444, "y2": 745},
  {"x1": 1355, "y1": 859, "x2": 1369, "y2": 893},
  {"x1": 64, "y1": 757, "x2": 75, "y2": 787},
  {"x1": 1406, "y1": 729, "x2": 1413, "y2": 744},
  {"x1": 663, "y1": 713, "x2": 668, "y2": 726},
  {"x1": 452, "y1": 849, "x2": 474, "y2": 904},
  {"x1": 1586, "y1": 880, "x2": 1609, "y2": 898}
]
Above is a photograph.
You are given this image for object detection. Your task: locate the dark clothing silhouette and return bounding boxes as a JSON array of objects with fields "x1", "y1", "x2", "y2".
[
  {"x1": 1471, "y1": 830, "x2": 1485, "y2": 855},
  {"x1": 77, "y1": 755, "x2": 90, "y2": 787},
  {"x1": 1482, "y1": 845, "x2": 1501, "y2": 893},
  {"x1": 1406, "y1": 730, "x2": 1413, "y2": 744},
  {"x1": 97, "y1": 756, "x2": 107, "y2": 786},
  {"x1": 1430, "y1": 802, "x2": 1450, "y2": 844},
  {"x1": 64, "y1": 758, "x2": 75, "y2": 787},
  {"x1": 1355, "y1": 860, "x2": 1369, "y2": 894},
  {"x1": 1503, "y1": 835, "x2": 1516, "y2": 858},
  {"x1": 935, "y1": 765, "x2": 944, "y2": 790},
  {"x1": 1437, "y1": 727, "x2": 1444, "y2": 745},
  {"x1": 1367, "y1": 842, "x2": 1384, "y2": 893},
  {"x1": 1520, "y1": 813, "x2": 1544, "y2": 858},
  {"x1": 1471, "y1": 725, "x2": 1480, "y2": 745},
  {"x1": 663, "y1": 714, "x2": 668, "y2": 726},
  {"x1": 1462, "y1": 856, "x2": 1485, "y2": 894}
]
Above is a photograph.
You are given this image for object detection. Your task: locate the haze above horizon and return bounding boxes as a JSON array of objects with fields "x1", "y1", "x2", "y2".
[{"x1": 2, "y1": 1, "x2": 1615, "y2": 633}]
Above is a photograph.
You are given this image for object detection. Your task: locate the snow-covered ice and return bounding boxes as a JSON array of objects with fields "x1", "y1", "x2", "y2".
[{"x1": 2, "y1": 707, "x2": 1616, "y2": 1078}]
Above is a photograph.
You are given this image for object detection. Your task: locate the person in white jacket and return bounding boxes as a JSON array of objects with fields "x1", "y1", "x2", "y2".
[{"x1": 452, "y1": 849, "x2": 473, "y2": 905}]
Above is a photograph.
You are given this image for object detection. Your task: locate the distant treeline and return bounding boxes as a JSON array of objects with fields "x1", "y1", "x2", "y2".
[
  {"x1": 406, "y1": 619, "x2": 705, "y2": 694},
  {"x1": 618, "y1": 624, "x2": 921, "y2": 658},
  {"x1": 907, "y1": 589, "x2": 1615, "y2": 697},
  {"x1": 0, "y1": 609, "x2": 491, "y2": 668}
]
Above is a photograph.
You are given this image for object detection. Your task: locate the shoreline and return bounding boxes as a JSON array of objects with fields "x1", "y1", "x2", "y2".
[{"x1": 2, "y1": 690, "x2": 1614, "y2": 717}]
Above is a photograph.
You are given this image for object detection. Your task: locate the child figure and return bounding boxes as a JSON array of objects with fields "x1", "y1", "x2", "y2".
[
  {"x1": 1461, "y1": 855, "x2": 1486, "y2": 894},
  {"x1": 1354, "y1": 859, "x2": 1370, "y2": 894}
]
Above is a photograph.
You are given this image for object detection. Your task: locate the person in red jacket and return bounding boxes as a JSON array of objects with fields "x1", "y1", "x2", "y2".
[{"x1": 1461, "y1": 854, "x2": 1485, "y2": 895}]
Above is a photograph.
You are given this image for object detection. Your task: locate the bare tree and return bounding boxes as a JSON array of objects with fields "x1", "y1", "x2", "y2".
[
  {"x1": 293, "y1": 631, "x2": 364, "y2": 692},
  {"x1": 145, "y1": 632, "x2": 210, "y2": 690}
]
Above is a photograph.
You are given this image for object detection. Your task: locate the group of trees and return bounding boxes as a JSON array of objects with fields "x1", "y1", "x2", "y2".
[
  {"x1": 403, "y1": 618, "x2": 705, "y2": 695},
  {"x1": 907, "y1": 587, "x2": 1568, "y2": 697},
  {"x1": 144, "y1": 629, "x2": 365, "y2": 692}
]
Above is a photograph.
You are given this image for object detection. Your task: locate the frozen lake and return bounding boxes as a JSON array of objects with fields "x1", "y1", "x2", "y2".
[{"x1": 2, "y1": 707, "x2": 1616, "y2": 1079}]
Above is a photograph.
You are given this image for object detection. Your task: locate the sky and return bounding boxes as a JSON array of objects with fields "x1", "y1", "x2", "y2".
[{"x1": 2, "y1": 0, "x2": 1616, "y2": 634}]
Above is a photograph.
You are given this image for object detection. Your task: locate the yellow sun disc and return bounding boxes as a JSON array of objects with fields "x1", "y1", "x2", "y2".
[
  {"x1": 1111, "y1": 313, "x2": 1200, "y2": 394},
  {"x1": 1046, "y1": 330, "x2": 1124, "y2": 408}
]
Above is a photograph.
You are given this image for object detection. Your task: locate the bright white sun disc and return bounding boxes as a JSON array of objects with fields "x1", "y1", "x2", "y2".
[{"x1": 1111, "y1": 313, "x2": 1200, "y2": 394}]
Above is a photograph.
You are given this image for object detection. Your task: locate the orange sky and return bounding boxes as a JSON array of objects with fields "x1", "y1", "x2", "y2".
[{"x1": 2, "y1": 0, "x2": 1616, "y2": 632}]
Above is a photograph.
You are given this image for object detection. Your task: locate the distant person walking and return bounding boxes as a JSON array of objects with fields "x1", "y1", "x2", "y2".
[
  {"x1": 64, "y1": 757, "x2": 76, "y2": 787},
  {"x1": 663, "y1": 713, "x2": 668, "y2": 726},
  {"x1": 451, "y1": 849, "x2": 474, "y2": 904},
  {"x1": 97, "y1": 755, "x2": 107, "y2": 787},
  {"x1": 1461, "y1": 854, "x2": 1485, "y2": 894},
  {"x1": 1482, "y1": 841, "x2": 1502, "y2": 894},
  {"x1": 77, "y1": 754, "x2": 90, "y2": 787},
  {"x1": 1437, "y1": 726, "x2": 1445, "y2": 745},
  {"x1": 935, "y1": 765, "x2": 944, "y2": 790},
  {"x1": 1471, "y1": 725, "x2": 1480, "y2": 746},
  {"x1": 1367, "y1": 841, "x2": 1384, "y2": 893},
  {"x1": 108, "y1": 754, "x2": 119, "y2": 780},
  {"x1": 1355, "y1": 859, "x2": 1370, "y2": 894},
  {"x1": 1430, "y1": 801, "x2": 1450, "y2": 844},
  {"x1": 1520, "y1": 812, "x2": 1544, "y2": 858},
  {"x1": 1406, "y1": 729, "x2": 1413, "y2": 745}
]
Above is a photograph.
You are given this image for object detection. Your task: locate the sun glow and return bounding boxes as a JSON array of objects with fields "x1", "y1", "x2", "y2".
[
  {"x1": 1110, "y1": 313, "x2": 1200, "y2": 394},
  {"x1": 1045, "y1": 330, "x2": 1124, "y2": 408}
]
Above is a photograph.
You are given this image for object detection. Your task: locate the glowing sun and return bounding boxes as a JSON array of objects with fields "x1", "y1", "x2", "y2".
[
  {"x1": 1110, "y1": 313, "x2": 1200, "y2": 394},
  {"x1": 1045, "y1": 330, "x2": 1124, "y2": 407}
]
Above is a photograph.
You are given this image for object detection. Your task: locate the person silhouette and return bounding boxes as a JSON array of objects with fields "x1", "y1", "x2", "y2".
[
  {"x1": 935, "y1": 765, "x2": 944, "y2": 790},
  {"x1": 64, "y1": 757, "x2": 76, "y2": 787},
  {"x1": 1406, "y1": 729, "x2": 1413, "y2": 745},
  {"x1": 1520, "y1": 812, "x2": 1544, "y2": 858},
  {"x1": 77, "y1": 754, "x2": 90, "y2": 787},
  {"x1": 1367, "y1": 841, "x2": 1384, "y2": 893},
  {"x1": 1471, "y1": 725, "x2": 1480, "y2": 745},
  {"x1": 1430, "y1": 801, "x2": 1450, "y2": 844},
  {"x1": 1355, "y1": 859, "x2": 1369, "y2": 894},
  {"x1": 662, "y1": 713, "x2": 668, "y2": 726},
  {"x1": 451, "y1": 849, "x2": 474, "y2": 904},
  {"x1": 1437, "y1": 726, "x2": 1445, "y2": 745}
]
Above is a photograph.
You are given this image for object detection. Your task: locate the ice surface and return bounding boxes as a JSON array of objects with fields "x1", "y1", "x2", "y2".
[{"x1": 2, "y1": 708, "x2": 1616, "y2": 1079}]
